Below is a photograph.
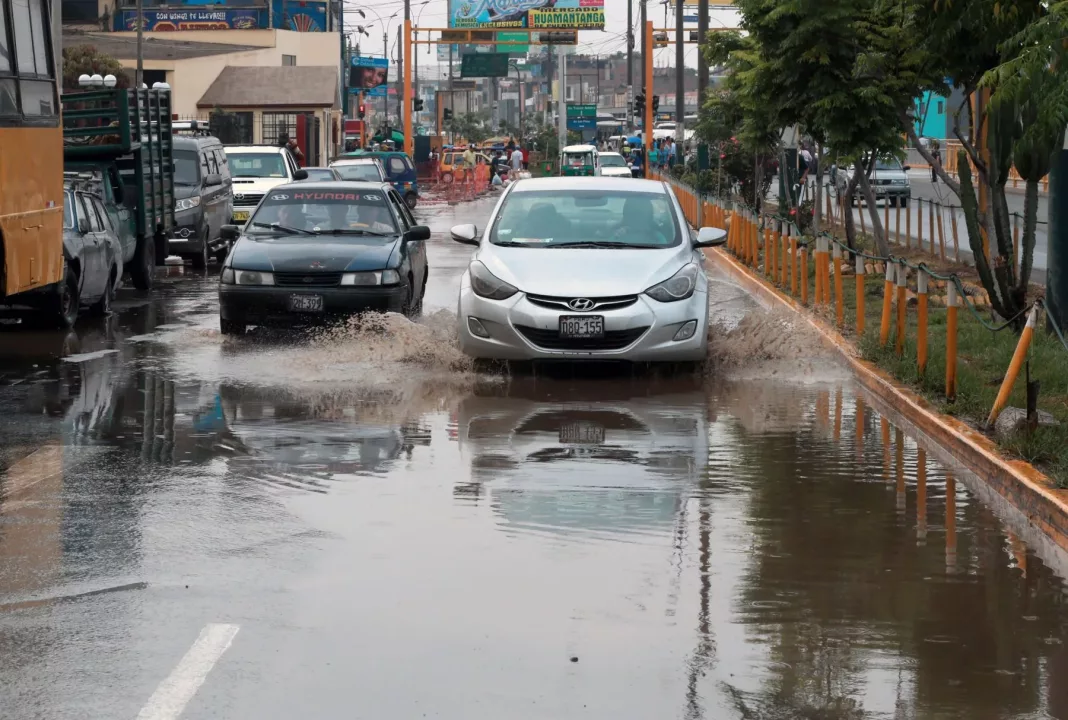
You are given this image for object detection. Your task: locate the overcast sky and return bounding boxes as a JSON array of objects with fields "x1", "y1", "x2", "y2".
[{"x1": 342, "y1": 0, "x2": 740, "y2": 70}]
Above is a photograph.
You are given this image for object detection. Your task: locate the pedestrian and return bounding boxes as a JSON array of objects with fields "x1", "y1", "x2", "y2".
[
  {"x1": 285, "y1": 136, "x2": 305, "y2": 167},
  {"x1": 798, "y1": 143, "x2": 813, "y2": 188},
  {"x1": 521, "y1": 144, "x2": 530, "y2": 170},
  {"x1": 667, "y1": 139, "x2": 677, "y2": 169},
  {"x1": 462, "y1": 145, "x2": 476, "y2": 170},
  {"x1": 510, "y1": 143, "x2": 523, "y2": 178},
  {"x1": 648, "y1": 142, "x2": 660, "y2": 172},
  {"x1": 931, "y1": 140, "x2": 941, "y2": 183}
]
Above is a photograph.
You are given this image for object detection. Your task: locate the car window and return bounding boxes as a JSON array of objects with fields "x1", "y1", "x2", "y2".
[
  {"x1": 333, "y1": 163, "x2": 383, "y2": 182},
  {"x1": 63, "y1": 192, "x2": 74, "y2": 229},
  {"x1": 388, "y1": 157, "x2": 405, "y2": 176},
  {"x1": 91, "y1": 197, "x2": 113, "y2": 231},
  {"x1": 490, "y1": 189, "x2": 679, "y2": 248},
  {"x1": 227, "y1": 153, "x2": 288, "y2": 178},
  {"x1": 77, "y1": 193, "x2": 103, "y2": 232},
  {"x1": 205, "y1": 148, "x2": 220, "y2": 175},
  {"x1": 387, "y1": 191, "x2": 410, "y2": 229},
  {"x1": 248, "y1": 188, "x2": 399, "y2": 236},
  {"x1": 875, "y1": 158, "x2": 903, "y2": 171},
  {"x1": 600, "y1": 154, "x2": 627, "y2": 167},
  {"x1": 175, "y1": 150, "x2": 201, "y2": 186}
]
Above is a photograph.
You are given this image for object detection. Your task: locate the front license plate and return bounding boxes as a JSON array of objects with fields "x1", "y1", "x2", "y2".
[
  {"x1": 232, "y1": 211, "x2": 250, "y2": 222},
  {"x1": 560, "y1": 422, "x2": 605, "y2": 445},
  {"x1": 288, "y1": 294, "x2": 323, "y2": 312},
  {"x1": 559, "y1": 315, "x2": 604, "y2": 339}
]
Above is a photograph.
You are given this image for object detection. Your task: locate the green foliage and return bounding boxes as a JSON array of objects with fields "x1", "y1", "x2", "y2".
[
  {"x1": 62, "y1": 45, "x2": 130, "y2": 92},
  {"x1": 444, "y1": 110, "x2": 492, "y2": 144}
]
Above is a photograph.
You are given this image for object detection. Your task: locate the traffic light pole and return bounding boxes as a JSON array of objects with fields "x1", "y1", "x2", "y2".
[
  {"x1": 403, "y1": 18, "x2": 413, "y2": 157},
  {"x1": 644, "y1": 20, "x2": 653, "y2": 153},
  {"x1": 627, "y1": 0, "x2": 634, "y2": 133}
]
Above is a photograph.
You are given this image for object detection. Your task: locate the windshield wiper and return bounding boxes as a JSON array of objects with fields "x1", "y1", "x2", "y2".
[
  {"x1": 550, "y1": 241, "x2": 653, "y2": 249},
  {"x1": 493, "y1": 241, "x2": 534, "y2": 247},
  {"x1": 251, "y1": 221, "x2": 316, "y2": 236},
  {"x1": 314, "y1": 228, "x2": 394, "y2": 237}
]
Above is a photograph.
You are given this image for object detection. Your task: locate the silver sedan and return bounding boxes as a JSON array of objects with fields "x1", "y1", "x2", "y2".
[{"x1": 453, "y1": 177, "x2": 726, "y2": 362}]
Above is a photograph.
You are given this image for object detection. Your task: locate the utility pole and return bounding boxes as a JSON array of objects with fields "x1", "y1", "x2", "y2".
[
  {"x1": 135, "y1": 0, "x2": 144, "y2": 88},
  {"x1": 627, "y1": 0, "x2": 634, "y2": 132},
  {"x1": 399, "y1": 0, "x2": 409, "y2": 131},
  {"x1": 558, "y1": 44, "x2": 567, "y2": 157},
  {"x1": 675, "y1": 0, "x2": 684, "y2": 143},
  {"x1": 640, "y1": 0, "x2": 647, "y2": 140},
  {"x1": 697, "y1": 0, "x2": 708, "y2": 100}
]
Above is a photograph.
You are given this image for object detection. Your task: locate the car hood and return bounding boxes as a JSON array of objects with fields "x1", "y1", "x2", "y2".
[
  {"x1": 601, "y1": 167, "x2": 632, "y2": 176},
  {"x1": 231, "y1": 177, "x2": 290, "y2": 196},
  {"x1": 230, "y1": 235, "x2": 401, "y2": 272},
  {"x1": 478, "y1": 246, "x2": 693, "y2": 297}
]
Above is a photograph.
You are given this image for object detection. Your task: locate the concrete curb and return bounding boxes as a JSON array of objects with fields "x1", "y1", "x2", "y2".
[{"x1": 705, "y1": 245, "x2": 1068, "y2": 552}]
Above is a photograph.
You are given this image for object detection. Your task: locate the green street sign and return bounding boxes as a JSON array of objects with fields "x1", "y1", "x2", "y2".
[
  {"x1": 460, "y1": 53, "x2": 510, "y2": 78},
  {"x1": 496, "y1": 31, "x2": 529, "y2": 55},
  {"x1": 566, "y1": 104, "x2": 597, "y2": 118}
]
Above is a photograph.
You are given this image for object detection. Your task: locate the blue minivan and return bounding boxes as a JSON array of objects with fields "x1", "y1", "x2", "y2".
[{"x1": 337, "y1": 150, "x2": 419, "y2": 209}]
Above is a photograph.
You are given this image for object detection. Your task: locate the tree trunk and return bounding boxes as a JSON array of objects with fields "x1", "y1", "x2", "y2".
[
  {"x1": 812, "y1": 142, "x2": 822, "y2": 236},
  {"x1": 854, "y1": 159, "x2": 888, "y2": 255},
  {"x1": 1017, "y1": 177, "x2": 1039, "y2": 297},
  {"x1": 843, "y1": 170, "x2": 861, "y2": 250},
  {"x1": 959, "y1": 152, "x2": 1012, "y2": 320}
]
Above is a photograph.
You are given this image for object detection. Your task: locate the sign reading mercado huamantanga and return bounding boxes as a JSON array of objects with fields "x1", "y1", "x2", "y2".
[{"x1": 449, "y1": 0, "x2": 606, "y2": 30}]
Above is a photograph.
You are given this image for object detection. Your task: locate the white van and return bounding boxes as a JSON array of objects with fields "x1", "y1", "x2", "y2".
[{"x1": 223, "y1": 145, "x2": 307, "y2": 224}]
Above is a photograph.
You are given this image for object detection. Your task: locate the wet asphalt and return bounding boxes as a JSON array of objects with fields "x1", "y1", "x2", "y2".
[{"x1": 2, "y1": 191, "x2": 1068, "y2": 719}]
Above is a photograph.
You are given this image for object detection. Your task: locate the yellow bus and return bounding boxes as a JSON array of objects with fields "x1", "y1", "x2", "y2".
[{"x1": 0, "y1": 0, "x2": 64, "y2": 317}]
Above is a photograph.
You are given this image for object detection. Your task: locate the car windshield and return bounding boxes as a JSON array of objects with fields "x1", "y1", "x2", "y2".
[
  {"x1": 875, "y1": 159, "x2": 903, "y2": 171},
  {"x1": 248, "y1": 188, "x2": 399, "y2": 236},
  {"x1": 490, "y1": 189, "x2": 679, "y2": 248},
  {"x1": 174, "y1": 150, "x2": 201, "y2": 185},
  {"x1": 302, "y1": 168, "x2": 337, "y2": 181},
  {"x1": 228, "y1": 152, "x2": 287, "y2": 178},
  {"x1": 63, "y1": 192, "x2": 74, "y2": 228},
  {"x1": 600, "y1": 154, "x2": 627, "y2": 167},
  {"x1": 333, "y1": 163, "x2": 383, "y2": 182}
]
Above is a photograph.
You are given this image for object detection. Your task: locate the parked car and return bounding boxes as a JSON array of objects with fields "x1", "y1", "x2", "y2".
[
  {"x1": 336, "y1": 150, "x2": 419, "y2": 208},
  {"x1": 216, "y1": 181, "x2": 431, "y2": 335},
  {"x1": 452, "y1": 177, "x2": 727, "y2": 363},
  {"x1": 598, "y1": 152, "x2": 633, "y2": 178},
  {"x1": 1, "y1": 177, "x2": 123, "y2": 327},
  {"x1": 171, "y1": 134, "x2": 234, "y2": 268},
  {"x1": 330, "y1": 157, "x2": 386, "y2": 183},
  {"x1": 834, "y1": 156, "x2": 912, "y2": 207},
  {"x1": 224, "y1": 145, "x2": 308, "y2": 225},
  {"x1": 437, "y1": 150, "x2": 492, "y2": 184},
  {"x1": 300, "y1": 167, "x2": 342, "y2": 181}
]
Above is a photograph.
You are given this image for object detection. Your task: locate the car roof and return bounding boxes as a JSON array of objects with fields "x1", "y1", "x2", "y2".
[
  {"x1": 510, "y1": 177, "x2": 666, "y2": 193},
  {"x1": 174, "y1": 135, "x2": 221, "y2": 149},
  {"x1": 331, "y1": 157, "x2": 381, "y2": 165},
  {"x1": 562, "y1": 144, "x2": 597, "y2": 152},
  {"x1": 269, "y1": 180, "x2": 393, "y2": 192},
  {"x1": 225, "y1": 145, "x2": 287, "y2": 153}
]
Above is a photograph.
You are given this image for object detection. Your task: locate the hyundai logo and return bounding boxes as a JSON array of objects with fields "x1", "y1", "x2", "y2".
[{"x1": 568, "y1": 298, "x2": 596, "y2": 311}]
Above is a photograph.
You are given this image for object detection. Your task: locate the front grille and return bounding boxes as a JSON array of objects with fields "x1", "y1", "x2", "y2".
[
  {"x1": 233, "y1": 192, "x2": 265, "y2": 206},
  {"x1": 526, "y1": 294, "x2": 639, "y2": 312},
  {"x1": 515, "y1": 325, "x2": 648, "y2": 351},
  {"x1": 274, "y1": 272, "x2": 343, "y2": 287}
]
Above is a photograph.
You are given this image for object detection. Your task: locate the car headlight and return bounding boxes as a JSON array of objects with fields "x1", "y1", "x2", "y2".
[
  {"x1": 221, "y1": 269, "x2": 274, "y2": 286},
  {"x1": 176, "y1": 197, "x2": 201, "y2": 212},
  {"x1": 645, "y1": 263, "x2": 699, "y2": 302},
  {"x1": 469, "y1": 260, "x2": 518, "y2": 300},
  {"x1": 341, "y1": 269, "x2": 400, "y2": 286}
]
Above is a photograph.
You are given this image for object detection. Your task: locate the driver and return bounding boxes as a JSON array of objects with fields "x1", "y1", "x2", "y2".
[
  {"x1": 277, "y1": 204, "x2": 308, "y2": 229},
  {"x1": 616, "y1": 196, "x2": 669, "y2": 244},
  {"x1": 360, "y1": 203, "x2": 396, "y2": 234}
]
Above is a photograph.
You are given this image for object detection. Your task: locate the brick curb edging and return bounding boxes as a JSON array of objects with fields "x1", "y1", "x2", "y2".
[{"x1": 704, "y1": 245, "x2": 1068, "y2": 553}]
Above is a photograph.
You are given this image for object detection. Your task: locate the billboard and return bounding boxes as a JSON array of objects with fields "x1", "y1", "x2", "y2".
[
  {"x1": 349, "y1": 56, "x2": 389, "y2": 90},
  {"x1": 449, "y1": 0, "x2": 604, "y2": 30},
  {"x1": 118, "y1": 0, "x2": 327, "y2": 31}
]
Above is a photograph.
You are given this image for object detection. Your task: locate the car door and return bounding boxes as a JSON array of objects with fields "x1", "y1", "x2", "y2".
[
  {"x1": 90, "y1": 195, "x2": 120, "y2": 283},
  {"x1": 105, "y1": 165, "x2": 136, "y2": 262},
  {"x1": 200, "y1": 146, "x2": 224, "y2": 242},
  {"x1": 75, "y1": 192, "x2": 106, "y2": 299},
  {"x1": 388, "y1": 189, "x2": 425, "y2": 293}
]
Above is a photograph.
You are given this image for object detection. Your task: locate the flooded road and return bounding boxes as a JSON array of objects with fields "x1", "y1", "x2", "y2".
[{"x1": 1, "y1": 195, "x2": 1067, "y2": 719}]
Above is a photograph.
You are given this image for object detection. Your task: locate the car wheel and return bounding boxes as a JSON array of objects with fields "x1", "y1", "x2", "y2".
[
  {"x1": 220, "y1": 317, "x2": 246, "y2": 336},
  {"x1": 52, "y1": 263, "x2": 80, "y2": 329},
  {"x1": 129, "y1": 236, "x2": 155, "y2": 291},
  {"x1": 404, "y1": 192, "x2": 418, "y2": 210},
  {"x1": 191, "y1": 234, "x2": 209, "y2": 271},
  {"x1": 441, "y1": 171, "x2": 454, "y2": 184},
  {"x1": 89, "y1": 266, "x2": 116, "y2": 317},
  {"x1": 401, "y1": 279, "x2": 415, "y2": 318}
]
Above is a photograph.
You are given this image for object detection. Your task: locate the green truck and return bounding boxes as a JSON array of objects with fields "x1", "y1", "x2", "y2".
[{"x1": 62, "y1": 88, "x2": 175, "y2": 290}]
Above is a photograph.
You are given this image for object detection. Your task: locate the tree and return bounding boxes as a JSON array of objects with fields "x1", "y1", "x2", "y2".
[
  {"x1": 62, "y1": 45, "x2": 129, "y2": 92},
  {"x1": 444, "y1": 110, "x2": 492, "y2": 144}
]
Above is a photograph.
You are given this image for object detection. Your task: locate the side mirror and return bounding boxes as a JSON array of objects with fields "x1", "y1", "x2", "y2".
[
  {"x1": 405, "y1": 225, "x2": 431, "y2": 242},
  {"x1": 902, "y1": 165, "x2": 911, "y2": 171},
  {"x1": 78, "y1": 217, "x2": 91, "y2": 234},
  {"x1": 205, "y1": 173, "x2": 222, "y2": 187},
  {"x1": 293, "y1": 169, "x2": 309, "y2": 181},
  {"x1": 220, "y1": 224, "x2": 242, "y2": 241},
  {"x1": 450, "y1": 223, "x2": 479, "y2": 245},
  {"x1": 694, "y1": 226, "x2": 727, "y2": 248}
]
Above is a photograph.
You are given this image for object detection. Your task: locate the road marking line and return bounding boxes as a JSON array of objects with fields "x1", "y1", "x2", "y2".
[{"x1": 136, "y1": 623, "x2": 240, "y2": 720}]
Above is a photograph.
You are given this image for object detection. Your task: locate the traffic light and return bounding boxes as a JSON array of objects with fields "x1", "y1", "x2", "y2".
[
  {"x1": 358, "y1": 103, "x2": 366, "y2": 119},
  {"x1": 413, "y1": 98, "x2": 424, "y2": 112},
  {"x1": 635, "y1": 91, "x2": 645, "y2": 118},
  {"x1": 540, "y1": 31, "x2": 578, "y2": 45},
  {"x1": 443, "y1": 108, "x2": 453, "y2": 121},
  {"x1": 652, "y1": 95, "x2": 660, "y2": 113}
]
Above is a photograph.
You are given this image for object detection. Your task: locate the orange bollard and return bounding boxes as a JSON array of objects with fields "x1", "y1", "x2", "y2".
[
  {"x1": 833, "y1": 244, "x2": 845, "y2": 327},
  {"x1": 879, "y1": 262, "x2": 895, "y2": 346},
  {"x1": 813, "y1": 237, "x2": 824, "y2": 306},
  {"x1": 986, "y1": 306, "x2": 1038, "y2": 426},
  {"x1": 728, "y1": 206, "x2": 737, "y2": 254},
  {"x1": 764, "y1": 217, "x2": 773, "y2": 277},
  {"x1": 790, "y1": 229, "x2": 798, "y2": 296},
  {"x1": 855, "y1": 254, "x2": 866, "y2": 336},
  {"x1": 895, "y1": 263, "x2": 907, "y2": 356},
  {"x1": 917, "y1": 269, "x2": 929, "y2": 373},
  {"x1": 800, "y1": 242, "x2": 809, "y2": 306},
  {"x1": 905, "y1": 197, "x2": 912, "y2": 249},
  {"x1": 750, "y1": 211, "x2": 759, "y2": 267},
  {"x1": 946, "y1": 283, "x2": 959, "y2": 400}
]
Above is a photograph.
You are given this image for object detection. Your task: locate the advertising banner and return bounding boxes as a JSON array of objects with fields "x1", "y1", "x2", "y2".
[
  {"x1": 349, "y1": 56, "x2": 389, "y2": 90},
  {"x1": 449, "y1": 0, "x2": 604, "y2": 30},
  {"x1": 120, "y1": 8, "x2": 265, "y2": 31}
]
